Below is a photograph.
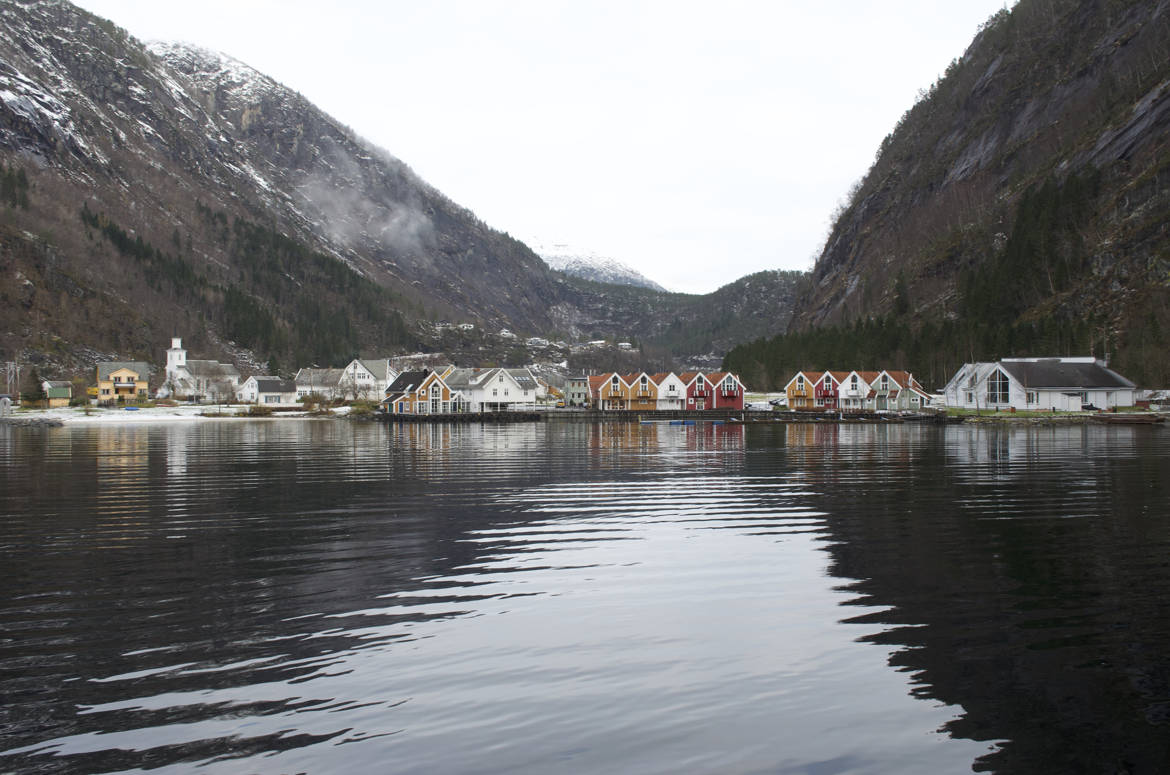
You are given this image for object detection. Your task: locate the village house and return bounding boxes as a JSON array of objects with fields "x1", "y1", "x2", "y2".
[
  {"x1": 943, "y1": 357, "x2": 1135, "y2": 411},
  {"x1": 565, "y1": 376, "x2": 590, "y2": 407},
  {"x1": 237, "y1": 376, "x2": 298, "y2": 406},
  {"x1": 679, "y1": 371, "x2": 715, "y2": 410},
  {"x1": 706, "y1": 372, "x2": 745, "y2": 410},
  {"x1": 508, "y1": 369, "x2": 541, "y2": 407},
  {"x1": 95, "y1": 361, "x2": 152, "y2": 405},
  {"x1": 651, "y1": 372, "x2": 687, "y2": 410},
  {"x1": 383, "y1": 370, "x2": 467, "y2": 414},
  {"x1": 784, "y1": 371, "x2": 818, "y2": 410},
  {"x1": 441, "y1": 367, "x2": 529, "y2": 412},
  {"x1": 625, "y1": 372, "x2": 658, "y2": 411},
  {"x1": 42, "y1": 380, "x2": 72, "y2": 408},
  {"x1": 871, "y1": 370, "x2": 930, "y2": 410},
  {"x1": 837, "y1": 371, "x2": 880, "y2": 410},
  {"x1": 161, "y1": 338, "x2": 240, "y2": 402},
  {"x1": 294, "y1": 368, "x2": 346, "y2": 401},
  {"x1": 340, "y1": 358, "x2": 400, "y2": 401},
  {"x1": 590, "y1": 372, "x2": 629, "y2": 410}
]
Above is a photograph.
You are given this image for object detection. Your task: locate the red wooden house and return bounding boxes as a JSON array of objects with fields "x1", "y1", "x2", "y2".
[
  {"x1": 813, "y1": 371, "x2": 850, "y2": 409},
  {"x1": 706, "y1": 372, "x2": 745, "y2": 410},
  {"x1": 679, "y1": 371, "x2": 714, "y2": 410}
]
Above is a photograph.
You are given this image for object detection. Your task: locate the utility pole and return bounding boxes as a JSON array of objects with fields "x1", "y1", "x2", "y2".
[{"x1": 4, "y1": 360, "x2": 19, "y2": 397}]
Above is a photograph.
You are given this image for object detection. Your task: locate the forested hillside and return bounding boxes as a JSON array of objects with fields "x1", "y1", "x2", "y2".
[{"x1": 726, "y1": 0, "x2": 1170, "y2": 390}]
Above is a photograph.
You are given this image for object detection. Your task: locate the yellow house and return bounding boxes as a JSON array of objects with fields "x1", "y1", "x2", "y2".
[
  {"x1": 96, "y1": 361, "x2": 151, "y2": 405},
  {"x1": 624, "y1": 372, "x2": 658, "y2": 411},
  {"x1": 591, "y1": 372, "x2": 630, "y2": 410},
  {"x1": 784, "y1": 370, "x2": 819, "y2": 410}
]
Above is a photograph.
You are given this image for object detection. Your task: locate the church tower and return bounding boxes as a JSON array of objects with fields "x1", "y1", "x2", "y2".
[{"x1": 166, "y1": 337, "x2": 186, "y2": 379}]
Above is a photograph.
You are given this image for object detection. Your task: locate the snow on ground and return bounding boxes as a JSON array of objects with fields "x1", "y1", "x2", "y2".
[{"x1": 9, "y1": 405, "x2": 337, "y2": 425}]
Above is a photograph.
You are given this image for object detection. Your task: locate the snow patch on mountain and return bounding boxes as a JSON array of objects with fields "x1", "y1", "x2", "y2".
[{"x1": 536, "y1": 242, "x2": 667, "y2": 292}]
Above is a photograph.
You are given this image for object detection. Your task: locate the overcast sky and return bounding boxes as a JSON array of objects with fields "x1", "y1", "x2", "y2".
[{"x1": 75, "y1": 1, "x2": 1010, "y2": 294}]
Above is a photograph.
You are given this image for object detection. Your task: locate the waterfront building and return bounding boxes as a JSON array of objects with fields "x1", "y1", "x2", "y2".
[{"x1": 943, "y1": 357, "x2": 1135, "y2": 411}]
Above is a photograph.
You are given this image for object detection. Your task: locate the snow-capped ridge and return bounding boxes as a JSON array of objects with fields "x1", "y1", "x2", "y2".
[{"x1": 537, "y1": 242, "x2": 667, "y2": 292}]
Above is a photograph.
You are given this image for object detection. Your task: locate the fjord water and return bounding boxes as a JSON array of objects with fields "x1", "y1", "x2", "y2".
[{"x1": 1, "y1": 421, "x2": 1168, "y2": 774}]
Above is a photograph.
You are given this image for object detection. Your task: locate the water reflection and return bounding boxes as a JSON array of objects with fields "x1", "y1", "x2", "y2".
[
  {"x1": 0, "y1": 421, "x2": 1168, "y2": 773},
  {"x1": 772, "y1": 422, "x2": 1170, "y2": 773}
]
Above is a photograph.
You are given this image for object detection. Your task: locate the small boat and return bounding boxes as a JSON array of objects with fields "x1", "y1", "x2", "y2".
[
  {"x1": 124, "y1": 406, "x2": 140, "y2": 411},
  {"x1": 1090, "y1": 413, "x2": 1165, "y2": 425}
]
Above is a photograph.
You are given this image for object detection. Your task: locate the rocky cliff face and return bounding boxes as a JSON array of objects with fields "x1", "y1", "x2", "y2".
[
  {"x1": 0, "y1": 0, "x2": 799, "y2": 375},
  {"x1": 797, "y1": 0, "x2": 1170, "y2": 342}
]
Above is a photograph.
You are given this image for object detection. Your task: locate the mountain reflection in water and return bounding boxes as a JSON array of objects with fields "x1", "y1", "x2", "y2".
[{"x1": 0, "y1": 420, "x2": 1167, "y2": 774}]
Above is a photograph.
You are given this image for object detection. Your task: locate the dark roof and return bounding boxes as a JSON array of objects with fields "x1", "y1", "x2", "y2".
[
  {"x1": 253, "y1": 377, "x2": 295, "y2": 393},
  {"x1": 385, "y1": 370, "x2": 432, "y2": 394},
  {"x1": 1000, "y1": 360, "x2": 1135, "y2": 389}
]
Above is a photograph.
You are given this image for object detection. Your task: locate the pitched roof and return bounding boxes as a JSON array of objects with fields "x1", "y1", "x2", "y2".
[
  {"x1": 97, "y1": 361, "x2": 153, "y2": 381},
  {"x1": 358, "y1": 359, "x2": 395, "y2": 381},
  {"x1": 999, "y1": 360, "x2": 1135, "y2": 389},
  {"x1": 649, "y1": 372, "x2": 680, "y2": 385},
  {"x1": 295, "y1": 367, "x2": 345, "y2": 386},
  {"x1": 44, "y1": 380, "x2": 72, "y2": 389},
  {"x1": 507, "y1": 369, "x2": 538, "y2": 390},
  {"x1": 253, "y1": 377, "x2": 296, "y2": 393},
  {"x1": 385, "y1": 370, "x2": 432, "y2": 394},
  {"x1": 183, "y1": 360, "x2": 240, "y2": 378}
]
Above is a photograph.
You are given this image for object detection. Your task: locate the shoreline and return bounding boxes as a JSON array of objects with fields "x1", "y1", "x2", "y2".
[{"x1": 1, "y1": 405, "x2": 346, "y2": 425}]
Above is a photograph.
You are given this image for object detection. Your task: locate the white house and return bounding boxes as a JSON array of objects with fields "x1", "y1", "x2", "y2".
[
  {"x1": 238, "y1": 377, "x2": 298, "y2": 405},
  {"x1": 439, "y1": 367, "x2": 534, "y2": 412},
  {"x1": 340, "y1": 358, "x2": 400, "y2": 400},
  {"x1": 943, "y1": 357, "x2": 1136, "y2": 411},
  {"x1": 651, "y1": 372, "x2": 687, "y2": 410},
  {"x1": 161, "y1": 338, "x2": 240, "y2": 402},
  {"x1": 294, "y1": 368, "x2": 345, "y2": 401}
]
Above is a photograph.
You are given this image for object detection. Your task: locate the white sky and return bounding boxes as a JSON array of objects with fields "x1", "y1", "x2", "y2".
[{"x1": 75, "y1": 1, "x2": 1009, "y2": 294}]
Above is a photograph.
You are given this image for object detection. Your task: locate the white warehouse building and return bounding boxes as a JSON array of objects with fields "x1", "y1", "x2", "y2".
[{"x1": 943, "y1": 357, "x2": 1136, "y2": 411}]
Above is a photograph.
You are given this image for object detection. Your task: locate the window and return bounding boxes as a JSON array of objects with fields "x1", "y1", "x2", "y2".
[
  {"x1": 493, "y1": 389, "x2": 498, "y2": 397},
  {"x1": 815, "y1": 398, "x2": 823, "y2": 407},
  {"x1": 265, "y1": 395, "x2": 279, "y2": 404},
  {"x1": 797, "y1": 375, "x2": 804, "y2": 387},
  {"x1": 431, "y1": 384, "x2": 441, "y2": 397},
  {"x1": 880, "y1": 376, "x2": 889, "y2": 390},
  {"x1": 987, "y1": 370, "x2": 1009, "y2": 405},
  {"x1": 640, "y1": 375, "x2": 647, "y2": 385},
  {"x1": 1026, "y1": 391, "x2": 1037, "y2": 405},
  {"x1": 966, "y1": 391, "x2": 973, "y2": 404},
  {"x1": 725, "y1": 377, "x2": 735, "y2": 391}
]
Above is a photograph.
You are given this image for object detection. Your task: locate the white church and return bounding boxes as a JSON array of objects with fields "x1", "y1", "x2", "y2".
[{"x1": 160, "y1": 338, "x2": 241, "y2": 402}]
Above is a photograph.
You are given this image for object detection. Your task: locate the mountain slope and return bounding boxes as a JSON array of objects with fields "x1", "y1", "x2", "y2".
[
  {"x1": 728, "y1": 0, "x2": 1170, "y2": 388},
  {"x1": 0, "y1": 0, "x2": 800, "y2": 375}
]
